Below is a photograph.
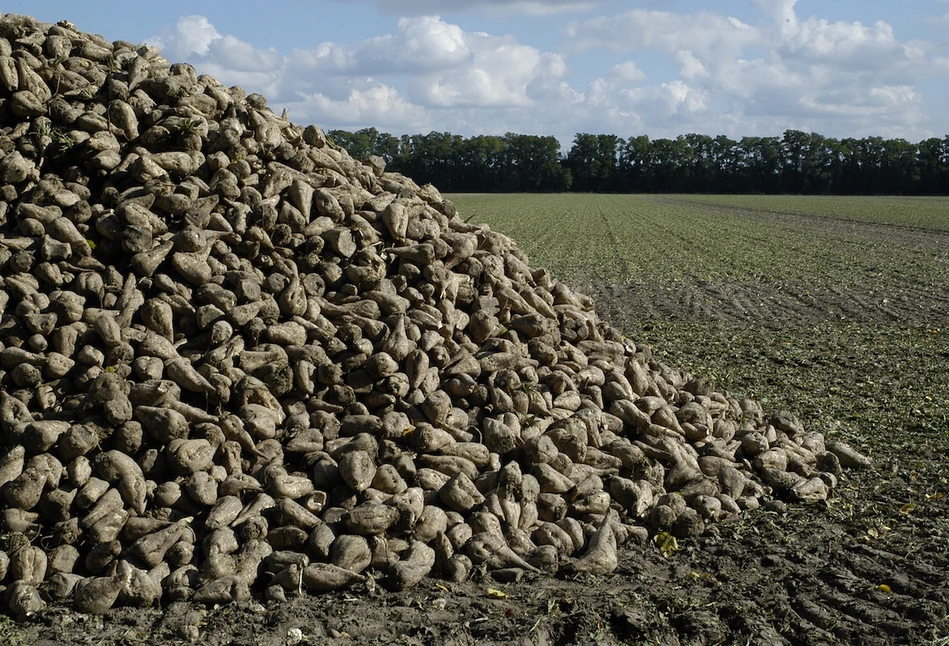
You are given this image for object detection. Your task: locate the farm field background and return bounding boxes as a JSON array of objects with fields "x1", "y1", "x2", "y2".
[{"x1": 446, "y1": 192, "x2": 949, "y2": 644}]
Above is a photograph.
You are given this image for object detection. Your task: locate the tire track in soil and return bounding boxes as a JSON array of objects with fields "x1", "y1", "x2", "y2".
[
  {"x1": 598, "y1": 508, "x2": 949, "y2": 646},
  {"x1": 589, "y1": 193, "x2": 641, "y2": 283},
  {"x1": 586, "y1": 276, "x2": 949, "y2": 329}
]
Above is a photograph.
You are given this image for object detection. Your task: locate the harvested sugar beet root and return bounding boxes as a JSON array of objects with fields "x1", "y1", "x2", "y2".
[{"x1": 0, "y1": 12, "x2": 871, "y2": 617}]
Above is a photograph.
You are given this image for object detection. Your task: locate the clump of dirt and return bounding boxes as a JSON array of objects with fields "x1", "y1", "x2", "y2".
[{"x1": 0, "y1": 11, "x2": 892, "y2": 643}]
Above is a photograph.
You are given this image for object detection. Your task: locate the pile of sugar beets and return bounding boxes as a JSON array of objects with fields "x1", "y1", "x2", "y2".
[{"x1": 0, "y1": 13, "x2": 873, "y2": 620}]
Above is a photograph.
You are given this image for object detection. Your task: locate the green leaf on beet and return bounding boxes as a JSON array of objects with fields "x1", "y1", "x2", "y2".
[{"x1": 653, "y1": 532, "x2": 679, "y2": 557}]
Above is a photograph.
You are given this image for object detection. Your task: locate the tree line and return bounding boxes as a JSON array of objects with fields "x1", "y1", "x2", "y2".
[{"x1": 327, "y1": 128, "x2": 949, "y2": 195}]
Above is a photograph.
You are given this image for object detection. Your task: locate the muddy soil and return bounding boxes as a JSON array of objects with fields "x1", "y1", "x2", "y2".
[{"x1": 6, "y1": 211, "x2": 949, "y2": 645}]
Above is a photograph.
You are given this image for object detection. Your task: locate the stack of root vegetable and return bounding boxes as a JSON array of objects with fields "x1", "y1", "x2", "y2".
[{"x1": 0, "y1": 13, "x2": 872, "y2": 620}]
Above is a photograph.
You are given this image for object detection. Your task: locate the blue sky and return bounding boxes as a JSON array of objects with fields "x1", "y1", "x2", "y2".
[{"x1": 11, "y1": 1, "x2": 949, "y2": 144}]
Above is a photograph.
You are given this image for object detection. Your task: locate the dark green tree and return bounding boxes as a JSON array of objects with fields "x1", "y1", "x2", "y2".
[
  {"x1": 917, "y1": 137, "x2": 949, "y2": 195},
  {"x1": 618, "y1": 135, "x2": 651, "y2": 192},
  {"x1": 564, "y1": 134, "x2": 620, "y2": 192},
  {"x1": 504, "y1": 133, "x2": 571, "y2": 192}
]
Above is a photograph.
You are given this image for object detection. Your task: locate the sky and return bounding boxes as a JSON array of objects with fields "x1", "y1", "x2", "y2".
[{"x1": 10, "y1": 1, "x2": 949, "y2": 146}]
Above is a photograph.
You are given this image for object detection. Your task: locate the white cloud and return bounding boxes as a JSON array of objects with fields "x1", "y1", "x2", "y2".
[
  {"x1": 210, "y1": 35, "x2": 282, "y2": 73},
  {"x1": 779, "y1": 16, "x2": 904, "y2": 70},
  {"x1": 329, "y1": 0, "x2": 599, "y2": 16},
  {"x1": 620, "y1": 81, "x2": 710, "y2": 120},
  {"x1": 674, "y1": 50, "x2": 708, "y2": 79},
  {"x1": 289, "y1": 83, "x2": 430, "y2": 131},
  {"x1": 605, "y1": 61, "x2": 646, "y2": 83},
  {"x1": 149, "y1": 15, "x2": 221, "y2": 59},
  {"x1": 150, "y1": 16, "x2": 279, "y2": 75},
  {"x1": 563, "y1": 9, "x2": 760, "y2": 60},
  {"x1": 276, "y1": 17, "x2": 471, "y2": 77},
  {"x1": 752, "y1": 0, "x2": 799, "y2": 39},
  {"x1": 411, "y1": 32, "x2": 565, "y2": 108},
  {"x1": 349, "y1": 17, "x2": 472, "y2": 73}
]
